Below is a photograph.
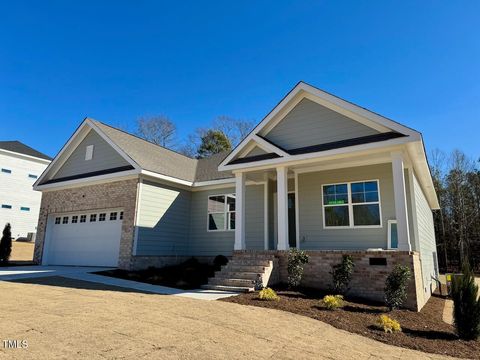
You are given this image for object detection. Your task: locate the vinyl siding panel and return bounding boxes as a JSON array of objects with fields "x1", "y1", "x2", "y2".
[
  {"x1": 245, "y1": 146, "x2": 267, "y2": 157},
  {"x1": 0, "y1": 152, "x2": 48, "y2": 238},
  {"x1": 298, "y1": 163, "x2": 395, "y2": 250},
  {"x1": 189, "y1": 185, "x2": 265, "y2": 256},
  {"x1": 413, "y1": 172, "x2": 438, "y2": 296},
  {"x1": 54, "y1": 130, "x2": 130, "y2": 179},
  {"x1": 135, "y1": 180, "x2": 191, "y2": 256},
  {"x1": 265, "y1": 98, "x2": 379, "y2": 150}
]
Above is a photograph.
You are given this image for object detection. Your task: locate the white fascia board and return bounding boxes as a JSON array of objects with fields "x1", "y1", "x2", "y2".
[
  {"x1": 140, "y1": 170, "x2": 193, "y2": 186},
  {"x1": 0, "y1": 148, "x2": 51, "y2": 165},
  {"x1": 252, "y1": 135, "x2": 289, "y2": 157},
  {"x1": 406, "y1": 141, "x2": 440, "y2": 210},
  {"x1": 297, "y1": 83, "x2": 421, "y2": 138},
  {"x1": 220, "y1": 135, "x2": 414, "y2": 172},
  {"x1": 34, "y1": 169, "x2": 140, "y2": 191},
  {"x1": 87, "y1": 119, "x2": 141, "y2": 170},
  {"x1": 219, "y1": 81, "x2": 421, "y2": 169},
  {"x1": 219, "y1": 84, "x2": 303, "y2": 167},
  {"x1": 34, "y1": 120, "x2": 92, "y2": 188}
]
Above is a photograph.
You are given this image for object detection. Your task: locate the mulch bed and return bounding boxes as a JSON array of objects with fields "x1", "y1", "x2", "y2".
[
  {"x1": 95, "y1": 258, "x2": 217, "y2": 290},
  {"x1": 221, "y1": 287, "x2": 480, "y2": 359}
]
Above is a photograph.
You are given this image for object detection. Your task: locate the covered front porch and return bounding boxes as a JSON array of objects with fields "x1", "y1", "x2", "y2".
[{"x1": 233, "y1": 150, "x2": 415, "y2": 253}]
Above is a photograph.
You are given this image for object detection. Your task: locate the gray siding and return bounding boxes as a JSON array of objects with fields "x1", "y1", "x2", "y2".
[
  {"x1": 189, "y1": 185, "x2": 265, "y2": 256},
  {"x1": 413, "y1": 172, "x2": 438, "y2": 296},
  {"x1": 264, "y1": 98, "x2": 379, "y2": 150},
  {"x1": 245, "y1": 146, "x2": 267, "y2": 157},
  {"x1": 54, "y1": 130, "x2": 130, "y2": 179},
  {"x1": 136, "y1": 180, "x2": 191, "y2": 256},
  {"x1": 298, "y1": 163, "x2": 395, "y2": 250}
]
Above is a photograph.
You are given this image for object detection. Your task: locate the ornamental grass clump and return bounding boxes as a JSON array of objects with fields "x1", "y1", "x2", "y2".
[
  {"x1": 376, "y1": 314, "x2": 402, "y2": 333},
  {"x1": 258, "y1": 288, "x2": 279, "y2": 301},
  {"x1": 384, "y1": 265, "x2": 411, "y2": 310},
  {"x1": 287, "y1": 248, "x2": 309, "y2": 288},
  {"x1": 451, "y1": 263, "x2": 480, "y2": 340},
  {"x1": 322, "y1": 295, "x2": 344, "y2": 310}
]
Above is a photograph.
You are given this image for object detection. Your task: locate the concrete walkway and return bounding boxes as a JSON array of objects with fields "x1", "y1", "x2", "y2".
[{"x1": 0, "y1": 265, "x2": 236, "y2": 300}]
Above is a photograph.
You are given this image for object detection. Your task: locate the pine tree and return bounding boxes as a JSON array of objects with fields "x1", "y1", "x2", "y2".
[
  {"x1": 0, "y1": 223, "x2": 12, "y2": 265},
  {"x1": 451, "y1": 262, "x2": 480, "y2": 340},
  {"x1": 197, "y1": 130, "x2": 232, "y2": 159}
]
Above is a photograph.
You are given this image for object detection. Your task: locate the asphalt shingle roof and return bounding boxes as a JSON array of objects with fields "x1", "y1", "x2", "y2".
[
  {"x1": 92, "y1": 120, "x2": 233, "y2": 183},
  {"x1": 0, "y1": 141, "x2": 52, "y2": 161}
]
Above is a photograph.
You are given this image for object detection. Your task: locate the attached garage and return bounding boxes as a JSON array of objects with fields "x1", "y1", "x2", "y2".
[{"x1": 43, "y1": 209, "x2": 123, "y2": 267}]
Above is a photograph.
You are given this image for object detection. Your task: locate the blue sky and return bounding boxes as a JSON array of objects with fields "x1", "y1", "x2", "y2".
[{"x1": 0, "y1": 1, "x2": 479, "y2": 159}]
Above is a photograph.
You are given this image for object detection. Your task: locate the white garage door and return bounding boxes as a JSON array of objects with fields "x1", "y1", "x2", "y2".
[{"x1": 45, "y1": 209, "x2": 123, "y2": 267}]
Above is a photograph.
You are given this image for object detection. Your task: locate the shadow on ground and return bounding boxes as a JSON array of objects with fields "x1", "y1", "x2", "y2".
[{"x1": 9, "y1": 276, "x2": 157, "y2": 295}]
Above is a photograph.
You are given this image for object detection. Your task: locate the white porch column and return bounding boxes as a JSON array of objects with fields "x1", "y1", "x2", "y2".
[
  {"x1": 276, "y1": 166, "x2": 289, "y2": 250},
  {"x1": 234, "y1": 172, "x2": 246, "y2": 250},
  {"x1": 391, "y1": 152, "x2": 411, "y2": 251}
]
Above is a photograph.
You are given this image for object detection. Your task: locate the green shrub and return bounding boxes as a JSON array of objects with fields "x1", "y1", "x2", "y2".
[
  {"x1": 0, "y1": 223, "x2": 12, "y2": 265},
  {"x1": 451, "y1": 263, "x2": 480, "y2": 340},
  {"x1": 322, "y1": 295, "x2": 344, "y2": 310},
  {"x1": 376, "y1": 314, "x2": 401, "y2": 333},
  {"x1": 213, "y1": 255, "x2": 229, "y2": 270},
  {"x1": 384, "y1": 265, "x2": 411, "y2": 310},
  {"x1": 258, "y1": 288, "x2": 279, "y2": 301},
  {"x1": 287, "y1": 249, "x2": 309, "y2": 288},
  {"x1": 330, "y1": 255, "x2": 354, "y2": 295}
]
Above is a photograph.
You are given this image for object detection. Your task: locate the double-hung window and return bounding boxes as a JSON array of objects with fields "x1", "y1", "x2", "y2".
[
  {"x1": 322, "y1": 180, "x2": 381, "y2": 228},
  {"x1": 207, "y1": 194, "x2": 236, "y2": 231}
]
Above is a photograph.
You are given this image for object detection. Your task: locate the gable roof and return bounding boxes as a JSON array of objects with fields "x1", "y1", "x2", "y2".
[
  {"x1": 0, "y1": 141, "x2": 52, "y2": 161},
  {"x1": 36, "y1": 118, "x2": 233, "y2": 187},
  {"x1": 220, "y1": 81, "x2": 421, "y2": 169}
]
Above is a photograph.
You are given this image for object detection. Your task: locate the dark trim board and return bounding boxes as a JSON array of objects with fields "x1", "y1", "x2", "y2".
[{"x1": 39, "y1": 165, "x2": 135, "y2": 185}]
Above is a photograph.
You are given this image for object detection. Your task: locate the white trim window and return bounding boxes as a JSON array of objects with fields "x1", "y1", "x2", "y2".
[
  {"x1": 387, "y1": 220, "x2": 398, "y2": 249},
  {"x1": 207, "y1": 194, "x2": 236, "y2": 231},
  {"x1": 322, "y1": 180, "x2": 382, "y2": 228}
]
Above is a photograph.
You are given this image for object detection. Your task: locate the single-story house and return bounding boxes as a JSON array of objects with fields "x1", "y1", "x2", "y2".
[{"x1": 33, "y1": 82, "x2": 439, "y2": 310}]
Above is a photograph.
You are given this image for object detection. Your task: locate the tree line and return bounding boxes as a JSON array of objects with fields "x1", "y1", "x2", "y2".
[
  {"x1": 135, "y1": 115, "x2": 253, "y2": 159},
  {"x1": 431, "y1": 149, "x2": 480, "y2": 272}
]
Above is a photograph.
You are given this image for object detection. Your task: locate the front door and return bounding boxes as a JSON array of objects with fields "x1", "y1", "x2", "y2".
[{"x1": 288, "y1": 193, "x2": 296, "y2": 248}]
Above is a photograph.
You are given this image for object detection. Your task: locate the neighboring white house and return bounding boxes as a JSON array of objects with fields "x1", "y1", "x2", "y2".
[{"x1": 0, "y1": 141, "x2": 51, "y2": 238}]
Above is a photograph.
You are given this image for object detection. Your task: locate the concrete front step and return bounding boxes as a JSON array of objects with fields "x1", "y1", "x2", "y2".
[
  {"x1": 228, "y1": 259, "x2": 271, "y2": 266},
  {"x1": 215, "y1": 271, "x2": 261, "y2": 280},
  {"x1": 201, "y1": 284, "x2": 254, "y2": 293},
  {"x1": 224, "y1": 264, "x2": 267, "y2": 273},
  {"x1": 208, "y1": 277, "x2": 255, "y2": 287}
]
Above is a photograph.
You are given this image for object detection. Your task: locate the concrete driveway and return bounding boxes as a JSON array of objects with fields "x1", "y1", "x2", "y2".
[
  {"x1": 0, "y1": 265, "x2": 235, "y2": 300},
  {"x1": 0, "y1": 275, "x2": 454, "y2": 359}
]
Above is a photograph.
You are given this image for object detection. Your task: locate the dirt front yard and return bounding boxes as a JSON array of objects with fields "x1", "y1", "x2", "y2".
[
  {"x1": 0, "y1": 276, "x2": 455, "y2": 359},
  {"x1": 10, "y1": 241, "x2": 34, "y2": 262}
]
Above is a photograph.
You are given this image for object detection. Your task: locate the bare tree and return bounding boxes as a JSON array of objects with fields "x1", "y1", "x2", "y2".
[
  {"x1": 212, "y1": 116, "x2": 254, "y2": 147},
  {"x1": 136, "y1": 115, "x2": 177, "y2": 148}
]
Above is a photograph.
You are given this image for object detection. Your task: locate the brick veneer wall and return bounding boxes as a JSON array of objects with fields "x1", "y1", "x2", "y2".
[
  {"x1": 234, "y1": 250, "x2": 425, "y2": 311},
  {"x1": 34, "y1": 179, "x2": 139, "y2": 269}
]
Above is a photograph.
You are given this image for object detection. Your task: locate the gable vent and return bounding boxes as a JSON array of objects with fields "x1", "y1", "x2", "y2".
[{"x1": 85, "y1": 145, "x2": 94, "y2": 160}]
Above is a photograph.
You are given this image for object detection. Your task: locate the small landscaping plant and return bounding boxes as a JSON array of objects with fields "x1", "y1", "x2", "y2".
[
  {"x1": 384, "y1": 264, "x2": 411, "y2": 310},
  {"x1": 330, "y1": 255, "x2": 354, "y2": 295},
  {"x1": 0, "y1": 223, "x2": 12, "y2": 265},
  {"x1": 287, "y1": 248, "x2": 309, "y2": 288},
  {"x1": 213, "y1": 254, "x2": 228, "y2": 270},
  {"x1": 253, "y1": 274, "x2": 264, "y2": 291},
  {"x1": 451, "y1": 262, "x2": 480, "y2": 340},
  {"x1": 258, "y1": 287, "x2": 279, "y2": 301},
  {"x1": 321, "y1": 295, "x2": 344, "y2": 310},
  {"x1": 376, "y1": 314, "x2": 402, "y2": 333}
]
